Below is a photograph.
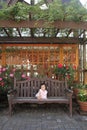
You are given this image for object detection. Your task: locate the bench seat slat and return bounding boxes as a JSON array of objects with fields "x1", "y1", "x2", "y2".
[{"x1": 12, "y1": 97, "x2": 69, "y2": 104}]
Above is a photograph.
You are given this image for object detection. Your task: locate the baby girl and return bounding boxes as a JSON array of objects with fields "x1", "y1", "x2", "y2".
[{"x1": 35, "y1": 83, "x2": 48, "y2": 100}]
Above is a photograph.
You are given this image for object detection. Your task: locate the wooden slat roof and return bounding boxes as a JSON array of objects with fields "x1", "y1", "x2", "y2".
[
  {"x1": 0, "y1": 20, "x2": 86, "y2": 44},
  {"x1": 0, "y1": 20, "x2": 87, "y2": 30}
]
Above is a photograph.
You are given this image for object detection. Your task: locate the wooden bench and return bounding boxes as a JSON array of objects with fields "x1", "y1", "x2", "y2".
[{"x1": 7, "y1": 77, "x2": 73, "y2": 117}]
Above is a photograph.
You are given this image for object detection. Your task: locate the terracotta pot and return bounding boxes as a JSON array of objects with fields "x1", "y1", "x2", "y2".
[
  {"x1": 73, "y1": 88, "x2": 81, "y2": 96},
  {"x1": 78, "y1": 100, "x2": 87, "y2": 112}
]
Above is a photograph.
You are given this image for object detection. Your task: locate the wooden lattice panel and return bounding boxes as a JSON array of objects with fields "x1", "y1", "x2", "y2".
[{"x1": 0, "y1": 44, "x2": 78, "y2": 78}]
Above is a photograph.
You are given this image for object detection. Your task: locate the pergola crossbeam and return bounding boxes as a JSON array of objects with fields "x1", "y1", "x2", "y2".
[
  {"x1": 0, "y1": 20, "x2": 87, "y2": 30},
  {"x1": 0, "y1": 37, "x2": 81, "y2": 44}
]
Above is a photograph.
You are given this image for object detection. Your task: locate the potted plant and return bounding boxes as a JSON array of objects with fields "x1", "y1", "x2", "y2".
[
  {"x1": 77, "y1": 89, "x2": 87, "y2": 112},
  {"x1": 73, "y1": 84, "x2": 87, "y2": 98}
]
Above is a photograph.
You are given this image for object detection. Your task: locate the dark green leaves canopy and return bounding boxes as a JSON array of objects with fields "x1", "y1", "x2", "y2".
[{"x1": 0, "y1": 0, "x2": 87, "y2": 22}]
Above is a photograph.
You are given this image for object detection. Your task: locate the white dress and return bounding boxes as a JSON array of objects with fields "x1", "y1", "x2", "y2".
[{"x1": 35, "y1": 89, "x2": 48, "y2": 99}]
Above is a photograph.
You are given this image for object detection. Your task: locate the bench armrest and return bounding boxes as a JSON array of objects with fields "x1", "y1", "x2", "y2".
[
  {"x1": 65, "y1": 88, "x2": 73, "y2": 94},
  {"x1": 8, "y1": 89, "x2": 17, "y2": 95}
]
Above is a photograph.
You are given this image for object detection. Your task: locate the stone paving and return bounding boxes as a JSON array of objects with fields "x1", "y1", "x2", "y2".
[{"x1": 0, "y1": 103, "x2": 87, "y2": 130}]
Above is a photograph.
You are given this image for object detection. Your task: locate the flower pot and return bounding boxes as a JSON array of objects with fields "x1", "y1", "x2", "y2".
[
  {"x1": 78, "y1": 100, "x2": 87, "y2": 112},
  {"x1": 73, "y1": 88, "x2": 79, "y2": 95},
  {"x1": 73, "y1": 88, "x2": 81, "y2": 98}
]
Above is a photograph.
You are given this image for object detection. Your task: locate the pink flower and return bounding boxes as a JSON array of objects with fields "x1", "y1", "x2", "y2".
[
  {"x1": 21, "y1": 74, "x2": 26, "y2": 78},
  {"x1": 2, "y1": 68, "x2": 6, "y2": 72},
  {"x1": 12, "y1": 68, "x2": 16, "y2": 72},
  {"x1": 26, "y1": 76, "x2": 30, "y2": 80},
  {"x1": 9, "y1": 73, "x2": 14, "y2": 77},
  {"x1": 58, "y1": 63, "x2": 63, "y2": 68},
  {"x1": 0, "y1": 77, "x2": 2, "y2": 81},
  {"x1": 0, "y1": 68, "x2": 2, "y2": 72}
]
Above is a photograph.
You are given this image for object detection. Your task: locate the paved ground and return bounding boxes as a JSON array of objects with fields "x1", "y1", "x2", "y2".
[{"x1": 0, "y1": 103, "x2": 87, "y2": 130}]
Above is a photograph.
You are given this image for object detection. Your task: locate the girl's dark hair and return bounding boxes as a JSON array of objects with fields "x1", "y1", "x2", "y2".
[
  {"x1": 40, "y1": 83, "x2": 47, "y2": 89},
  {"x1": 40, "y1": 82, "x2": 46, "y2": 86},
  {"x1": 40, "y1": 82, "x2": 47, "y2": 90}
]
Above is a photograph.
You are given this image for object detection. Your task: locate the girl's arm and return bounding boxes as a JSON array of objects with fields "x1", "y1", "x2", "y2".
[{"x1": 35, "y1": 89, "x2": 41, "y2": 99}]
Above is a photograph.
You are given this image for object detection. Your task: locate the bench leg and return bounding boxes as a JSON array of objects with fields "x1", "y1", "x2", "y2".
[
  {"x1": 8, "y1": 100, "x2": 12, "y2": 116},
  {"x1": 69, "y1": 99, "x2": 72, "y2": 117}
]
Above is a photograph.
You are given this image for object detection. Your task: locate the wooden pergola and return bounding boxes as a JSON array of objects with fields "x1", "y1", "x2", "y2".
[
  {"x1": 2, "y1": 0, "x2": 86, "y2": 45},
  {"x1": 0, "y1": 20, "x2": 86, "y2": 43},
  {"x1": 0, "y1": 0, "x2": 87, "y2": 83},
  {"x1": 0, "y1": 20, "x2": 87, "y2": 81}
]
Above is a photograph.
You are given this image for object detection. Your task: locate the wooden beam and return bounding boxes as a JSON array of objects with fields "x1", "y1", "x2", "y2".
[
  {"x1": 0, "y1": 20, "x2": 87, "y2": 30},
  {"x1": 0, "y1": 37, "x2": 81, "y2": 44},
  {"x1": 66, "y1": 29, "x2": 72, "y2": 38},
  {"x1": 79, "y1": 30, "x2": 85, "y2": 37},
  {"x1": 2, "y1": 28, "x2": 10, "y2": 37},
  {"x1": 16, "y1": 28, "x2": 22, "y2": 37}
]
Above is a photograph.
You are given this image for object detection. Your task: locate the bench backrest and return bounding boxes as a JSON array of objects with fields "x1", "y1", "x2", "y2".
[{"x1": 14, "y1": 78, "x2": 68, "y2": 97}]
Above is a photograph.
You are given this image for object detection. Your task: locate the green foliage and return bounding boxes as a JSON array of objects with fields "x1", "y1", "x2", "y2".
[
  {"x1": 0, "y1": 65, "x2": 29, "y2": 92},
  {"x1": 34, "y1": 0, "x2": 64, "y2": 21},
  {"x1": 65, "y1": 0, "x2": 87, "y2": 21},
  {"x1": 53, "y1": 63, "x2": 76, "y2": 85},
  {"x1": 0, "y1": 2, "x2": 8, "y2": 20},
  {"x1": 0, "y1": 0, "x2": 87, "y2": 22},
  {"x1": 3, "y1": 2, "x2": 30, "y2": 21},
  {"x1": 78, "y1": 89, "x2": 87, "y2": 102},
  {"x1": 0, "y1": 66, "x2": 13, "y2": 92},
  {"x1": 73, "y1": 83, "x2": 87, "y2": 89}
]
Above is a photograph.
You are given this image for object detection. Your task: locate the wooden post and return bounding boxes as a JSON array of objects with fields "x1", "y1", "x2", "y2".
[
  {"x1": 83, "y1": 42, "x2": 86, "y2": 84},
  {"x1": 1, "y1": 45, "x2": 6, "y2": 66}
]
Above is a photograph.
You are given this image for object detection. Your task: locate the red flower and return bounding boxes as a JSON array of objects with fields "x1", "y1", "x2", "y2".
[
  {"x1": 67, "y1": 75, "x2": 70, "y2": 79},
  {"x1": 73, "y1": 65, "x2": 76, "y2": 70},
  {"x1": 66, "y1": 66, "x2": 69, "y2": 70},
  {"x1": 26, "y1": 76, "x2": 30, "y2": 80},
  {"x1": 0, "y1": 81, "x2": 4, "y2": 87},
  {"x1": 58, "y1": 63, "x2": 63, "y2": 68}
]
